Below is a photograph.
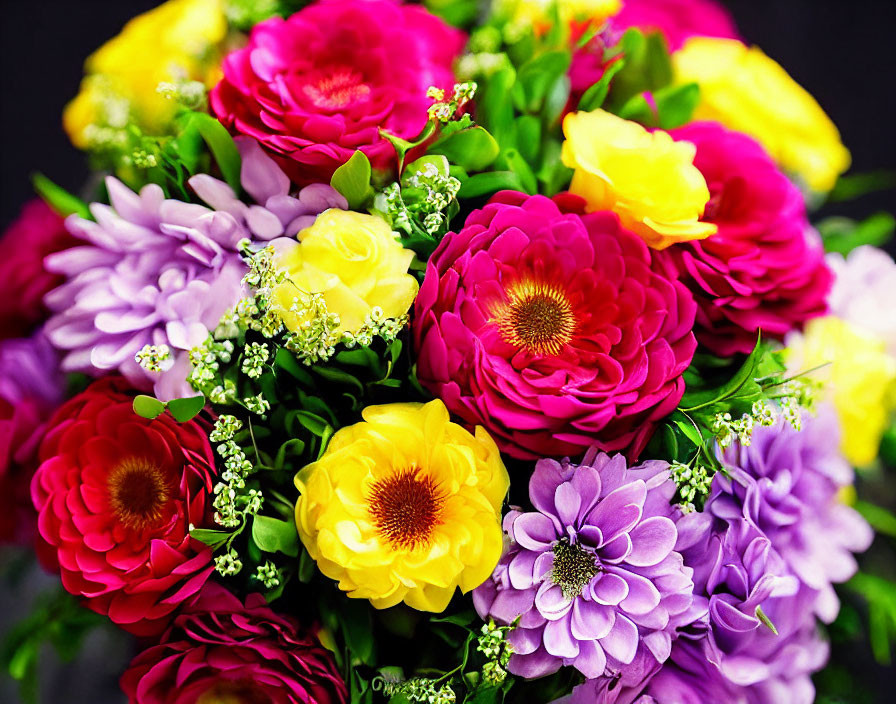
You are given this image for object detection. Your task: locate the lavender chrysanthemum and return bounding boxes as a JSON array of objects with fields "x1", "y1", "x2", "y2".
[
  {"x1": 43, "y1": 137, "x2": 346, "y2": 399},
  {"x1": 473, "y1": 450, "x2": 694, "y2": 680},
  {"x1": 715, "y1": 408, "x2": 873, "y2": 622}
]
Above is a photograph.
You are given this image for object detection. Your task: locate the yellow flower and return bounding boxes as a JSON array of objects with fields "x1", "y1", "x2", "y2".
[
  {"x1": 294, "y1": 400, "x2": 510, "y2": 612},
  {"x1": 561, "y1": 109, "x2": 717, "y2": 249},
  {"x1": 673, "y1": 37, "x2": 851, "y2": 193},
  {"x1": 273, "y1": 210, "x2": 419, "y2": 336},
  {"x1": 63, "y1": 0, "x2": 227, "y2": 148},
  {"x1": 786, "y1": 316, "x2": 896, "y2": 467},
  {"x1": 503, "y1": 0, "x2": 621, "y2": 31}
]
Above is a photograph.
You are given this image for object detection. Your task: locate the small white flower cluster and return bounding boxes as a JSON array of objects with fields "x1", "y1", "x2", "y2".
[
  {"x1": 254, "y1": 560, "x2": 281, "y2": 589},
  {"x1": 281, "y1": 290, "x2": 342, "y2": 365},
  {"x1": 156, "y1": 78, "x2": 207, "y2": 109},
  {"x1": 670, "y1": 461, "x2": 713, "y2": 512},
  {"x1": 209, "y1": 415, "x2": 262, "y2": 530},
  {"x1": 378, "y1": 677, "x2": 456, "y2": 704},
  {"x1": 476, "y1": 621, "x2": 514, "y2": 686},
  {"x1": 214, "y1": 547, "x2": 243, "y2": 577},
  {"x1": 713, "y1": 400, "x2": 778, "y2": 449},
  {"x1": 342, "y1": 306, "x2": 409, "y2": 348},
  {"x1": 240, "y1": 341, "x2": 270, "y2": 379},
  {"x1": 188, "y1": 338, "x2": 237, "y2": 404},
  {"x1": 426, "y1": 82, "x2": 477, "y2": 122},
  {"x1": 135, "y1": 343, "x2": 174, "y2": 373}
]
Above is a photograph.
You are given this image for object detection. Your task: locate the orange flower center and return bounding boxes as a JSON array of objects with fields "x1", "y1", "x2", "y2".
[
  {"x1": 303, "y1": 68, "x2": 371, "y2": 110},
  {"x1": 107, "y1": 457, "x2": 171, "y2": 530},
  {"x1": 493, "y1": 280, "x2": 577, "y2": 356},
  {"x1": 368, "y1": 469, "x2": 444, "y2": 549}
]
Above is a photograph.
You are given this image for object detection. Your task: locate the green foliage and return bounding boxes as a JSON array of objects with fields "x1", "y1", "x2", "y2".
[
  {"x1": 1, "y1": 589, "x2": 105, "y2": 704},
  {"x1": 577, "y1": 59, "x2": 626, "y2": 111},
  {"x1": 331, "y1": 150, "x2": 375, "y2": 209},
  {"x1": 32, "y1": 173, "x2": 91, "y2": 219},
  {"x1": 828, "y1": 169, "x2": 896, "y2": 203},
  {"x1": 847, "y1": 573, "x2": 896, "y2": 664},
  {"x1": 133, "y1": 394, "x2": 166, "y2": 419},
  {"x1": 604, "y1": 29, "x2": 674, "y2": 112},
  {"x1": 251, "y1": 514, "x2": 300, "y2": 557},
  {"x1": 817, "y1": 212, "x2": 895, "y2": 255},
  {"x1": 132, "y1": 394, "x2": 205, "y2": 422}
]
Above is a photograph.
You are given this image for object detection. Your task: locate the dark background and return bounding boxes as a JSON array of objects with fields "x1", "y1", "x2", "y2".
[{"x1": 0, "y1": 1, "x2": 894, "y2": 703}]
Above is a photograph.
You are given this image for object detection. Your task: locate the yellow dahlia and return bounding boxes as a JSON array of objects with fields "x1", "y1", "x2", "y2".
[
  {"x1": 294, "y1": 400, "x2": 509, "y2": 612},
  {"x1": 561, "y1": 108, "x2": 717, "y2": 249},
  {"x1": 673, "y1": 37, "x2": 850, "y2": 193}
]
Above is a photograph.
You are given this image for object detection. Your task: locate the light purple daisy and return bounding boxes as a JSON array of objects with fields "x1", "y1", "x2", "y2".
[
  {"x1": 43, "y1": 137, "x2": 346, "y2": 400},
  {"x1": 473, "y1": 450, "x2": 694, "y2": 680}
]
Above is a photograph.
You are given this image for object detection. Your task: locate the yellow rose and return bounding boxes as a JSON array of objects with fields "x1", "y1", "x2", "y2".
[
  {"x1": 786, "y1": 316, "x2": 896, "y2": 467},
  {"x1": 673, "y1": 37, "x2": 850, "y2": 193},
  {"x1": 561, "y1": 109, "x2": 717, "y2": 249},
  {"x1": 273, "y1": 210, "x2": 419, "y2": 336},
  {"x1": 294, "y1": 400, "x2": 510, "y2": 612},
  {"x1": 63, "y1": 0, "x2": 227, "y2": 148},
  {"x1": 502, "y1": 0, "x2": 622, "y2": 31}
]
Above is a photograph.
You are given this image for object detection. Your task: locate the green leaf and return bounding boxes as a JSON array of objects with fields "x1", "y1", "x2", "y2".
[
  {"x1": 607, "y1": 29, "x2": 673, "y2": 111},
  {"x1": 817, "y1": 212, "x2": 895, "y2": 255},
  {"x1": 429, "y1": 126, "x2": 500, "y2": 172},
  {"x1": 274, "y1": 437, "x2": 307, "y2": 471},
  {"x1": 166, "y1": 395, "x2": 206, "y2": 422},
  {"x1": 32, "y1": 173, "x2": 91, "y2": 219},
  {"x1": 338, "y1": 598, "x2": 376, "y2": 665},
  {"x1": 654, "y1": 82, "x2": 701, "y2": 129},
  {"x1": 515, "y1": 50, "x2": 571, "y2": 114},
  {"x1": 133, "y1": 395, "x2": 166, "y2": 420},
  {"x1": 403, "y1": 155, "x2": 451, "y2": 183},
  {"x1": 479, "y1": 65, "x2": 517, "y2": 144},
  {"x1": 855, "y1": 500, "x2": 896, "y2": 539},
  {"x1": 458, "y1": 171, "x2": 524, "y2": 199},
  {"x1": 501, "y1": 149, "x2": 537, "y2": 194},
  {"x1": 330, "y1": 150, "x2": 375, "y2": 209},
  {"x1": 680, "y1": 338, "x2": 764, "y2": 413},
  {"x1": 188, "y1": 527, "x2": 231, "y2": 549},
  {"x1": 186, "y1": 111, "x2": 242, "y2": 193},
  {"x1": 293, "y1": 410, "x2": 333, "y2": 439},
  {"x1": 755, "y1": 605, "x2": 778, "y2": 635},
  {"x1": 251, "y1": 514, "x2": 299, "y2": 557},
  {"x1": 274, "y1": 348, "x2": 314, "y2": 385},
  {"x1": 297, "y1": 546, "x2": 317, "y2": 583},
  {"x1": 577, "y1": 59, "x2": 626, "y2": 112},
  {"x1": 828, "y1": 170, "x2": 896, "y2": 203}
]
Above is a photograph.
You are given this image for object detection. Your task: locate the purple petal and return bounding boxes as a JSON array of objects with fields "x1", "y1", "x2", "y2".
[{"x1": 626, "y1": 516, "x2": 677, "y2": 567}]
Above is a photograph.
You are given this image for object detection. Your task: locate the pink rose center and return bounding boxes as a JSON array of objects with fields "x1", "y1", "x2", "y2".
[
  {"x1": 106, "y1": 457, "x2": 172, "y2": 531},
  {"x1": 302, "y1": 67, "x2": 372, "y2": 111},
  {"x1": 368, "y1": 469, "x2": 444, "y2": 550},
  {"x1": 493, "y1": 280, "x2": 578, "y2": 356}
]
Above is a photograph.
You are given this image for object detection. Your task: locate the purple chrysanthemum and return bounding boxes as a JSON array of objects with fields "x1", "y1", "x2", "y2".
[
  {"x1": 43, "y1": 138, "x2": 346, "y2": 400},
  {"x1": 714, "y1": 408, "x2": 873, "y2": 622},
  {"x1": 473, "y1": 450, "x2": 694, "y2": 680}
]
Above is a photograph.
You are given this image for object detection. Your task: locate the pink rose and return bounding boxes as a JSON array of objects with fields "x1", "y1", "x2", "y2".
[{"x1": 611, "y1": 0, "x2": 741, "y2": 51}]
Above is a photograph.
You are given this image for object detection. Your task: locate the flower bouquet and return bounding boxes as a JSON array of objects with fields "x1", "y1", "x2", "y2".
[{"x1": 2, "y1": 0, "x2": 896, "y2": 703}]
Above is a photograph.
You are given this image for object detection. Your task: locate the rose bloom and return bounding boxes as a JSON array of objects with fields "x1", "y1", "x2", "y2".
[
  {"x1": 64, "y1": 0, "x2": 226, "y2": 148},
  {"x1": 211, "y1": 0, "x2": 465, "y2": 184},
  {"x1": 121, "y1": 583, "x2": 347, "y2": 704},
  {"x1": 673, "y1": 38, "x2": 850, "y2": 193},
  {"x1": 30, "y1": 378, "x2": 217, "y2": 635},
  {"x1": 273, "y1": 209, "x2": 419, "y2": 336},
  {"x1": 610, "y1": 0, "x2": 741, "y2": 51},
  {"x1": 561, "y1": 110, "x2": 716, "y2": 249},
  {"x1": 414, "y1": 191, "x2": 697, "y2": 461},
  {"x1": 0, "y1": 199, "x2": 76, "y2": 340},
  {"x1": 294, "y1": 400, "x2": 509, "y2": 612},
  {"x1": 654, "y1": 122, "x2": 831, "y2": 355}
]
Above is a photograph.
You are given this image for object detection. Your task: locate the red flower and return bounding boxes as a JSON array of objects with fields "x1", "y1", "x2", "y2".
[
  {"x1": 120, "y1": 583, "x2": 348, "y2": 704},
  {"x1": 210, "y1": 0, "x2": 465, "y2": 184},
  {"x1": 0, "y1": 199, "x2": 77, "y2": 339},
  {"x1": 656, "y1": 122, "x2": 831, "y2": 355},
  {"x1": 31, "y1": 378, "x2": 216, "y2": 635}
]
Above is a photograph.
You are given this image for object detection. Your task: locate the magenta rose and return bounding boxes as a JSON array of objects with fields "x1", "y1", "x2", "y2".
[
  {"x1": 413, "y1": 191, "x2": 697, "y2": 461},
  {"x1": 31, "y1": 378, "x2": 216, "y2": 635},
  {"x1": 120, "y1": 583, "x2": 348, "y2": 704},
  {"x1": 655, "y1": 122, "x2": 831, "y2": 355},
  {"x1": 0, "y1": 199, "x2": 77, "y2": 339},
  {"x1": 611, "y1": 0, "x2": 741, "y2": 51},
  {"x1": 210, "y1": 0, "x2": 465, "y2": 184}
]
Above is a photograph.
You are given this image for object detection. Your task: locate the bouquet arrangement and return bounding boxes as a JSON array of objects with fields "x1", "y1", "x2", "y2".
[{"x1": 2, "y1": 0, "x2": 896, "y2": 702}]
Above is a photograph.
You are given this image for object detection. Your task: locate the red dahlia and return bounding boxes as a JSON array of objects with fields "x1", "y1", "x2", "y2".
[{"x1": 31, "y1": 378, "x2": 216, "y2": 635}]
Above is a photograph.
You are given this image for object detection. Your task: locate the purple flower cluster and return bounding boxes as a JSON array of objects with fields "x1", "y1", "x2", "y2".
[
  {"x1": 43, "y1": 138, "x2": 345, "y2": 400},
  {"x1": 482, "y1": 410, "x2": 870, "y2": 703}
]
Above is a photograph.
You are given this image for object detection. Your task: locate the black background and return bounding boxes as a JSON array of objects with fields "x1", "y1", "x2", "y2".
[{"x1": 0, "y1": 1, "x2": 894, "y2": 703}]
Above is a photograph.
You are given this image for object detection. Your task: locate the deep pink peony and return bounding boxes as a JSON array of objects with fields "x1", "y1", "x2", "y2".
[
  {"x1": 655, "y1": 122, "x2": 831, "y2": 356},
  {"x1": 0, "y1": 199, "x2": 77, "y2": 339},
  {"x1": 611, "y1": 0, "x2": 741, "y2": 51},
  {"x1": 31, "y1": 378, "x2": 216, "y2": 635},
  {"x1": 120, "y1": 583, "x2": 348, "y2": 704},
  {"x1": 210, "y1": 0, "x2": 465, "y2": 184},
  {"x1": 413, "y1": 191, "x2": 697, "y2": 460}
]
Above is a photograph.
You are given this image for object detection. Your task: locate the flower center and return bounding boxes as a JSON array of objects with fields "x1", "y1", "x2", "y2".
[
  {"x1": 107, "y1": 457, "x2": 171, "y2": 530},
  {"x1": 551, "y1": 539, "x2": 599, "y2": 600},
  {"x1": 493, "y1": 280, "x2": 577, "y2": 356},
  {"x1": 302, "y1": 67, "x2": 371, "y2": 110},
  {"x1": 197, "y1": 680, "x2": 271, "y2": 704},
  {"x1": 368, "y1": 469, "x2": 444, "y2": 549}
]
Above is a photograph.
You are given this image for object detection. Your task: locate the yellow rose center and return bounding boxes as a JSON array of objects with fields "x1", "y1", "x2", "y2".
[
  {"x1": 493, "y1": 280, "x2": 577, "y2": 356},
  {"x1": 107, "y1": 457, "x2": 171, "y2": 530},
  {"x1": 303, "y1": 67, "x2": 371, "y2": 110},
  {"x1": 368, "y1": 469, "x2": 444, "y2": 550}
]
